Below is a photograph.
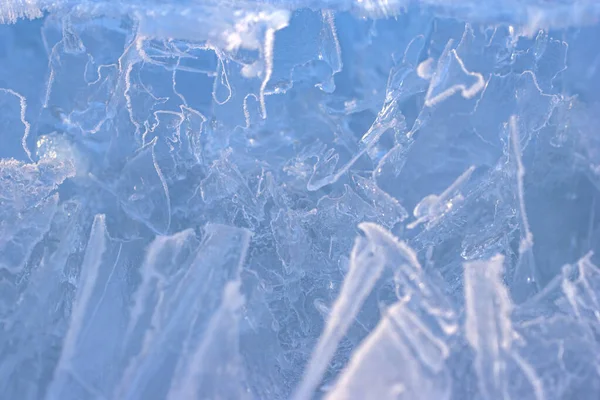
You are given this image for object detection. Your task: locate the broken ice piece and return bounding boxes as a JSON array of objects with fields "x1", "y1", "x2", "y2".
[
  {"x1": 45, "y1": 214, "x2": 116, "y2": 400},
  {"x1": 116, "y1": 224, "x2": 252, "y2": 400},
  {"x1": 325, "y1": 224, "x2": 456, "y2": 400},
  {"x1": 422, "y1": 40, "x2": 485, "y2": 107},
  {"x1": 167, "y1": 282, "x2": 248, "y2": 400},
  {"x1": 295, "y1": 222, "x2": 457, "y2": 400},
  {"x1": 515, "y1": 71, "x2": 559, "y2": 144},
  {"x1": 351, "y1": 174, "x2": 409, "y2": 227},
  {"x1": 561, "y1": 251, "x2": 600, "y2": 325},
  {"x1": 113, "y1": 137, "x2": 171, "y2": 235},
  {"x1": 464, "y1": 254, "x2": 513, "y2": 400},
  {"x1": 464, "y1": 254, "x2": 544, "y2": 400},
  {"x1": 408, "y1": 165, "x2": 476, "y2": 229},
  {"x1": 307, "y1": 62, "x2": 426, "y2": 192},
  {"x1": 292, "y1": 224, "x2": 386, "y2": 400},
  {"x1": 325, "y1": 301, "x2": 453, "y2": 400},
  {"x1": 0, "y1": 158, "x2": 74, "y2": 273}
]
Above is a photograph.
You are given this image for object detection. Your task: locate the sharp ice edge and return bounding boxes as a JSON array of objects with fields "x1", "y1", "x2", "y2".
[
  {"x1": 321, "y1": 224, "x2": 456, "y2": 400},
  {"x1": 1, "y1": 1, "x2": 600, "y2": 399},
  {"x1": 464, "y1": 254, "x2": 544, "y2": 400},
  {"x1": 292, "y1": 223, "x2": 387, "y2": 400}
]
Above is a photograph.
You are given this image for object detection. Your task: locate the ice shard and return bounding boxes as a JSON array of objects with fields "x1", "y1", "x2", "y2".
[
  {"x1": 292, "y1": 224, "x2": 386, "y2": 400},
  {"x1": 464, "y1": 255, "x2": 544, "y2": 400},
  {"x1": 324, "y1": 224, "x2": 456, "y2": 400},
  {"x1": 116, "y1": 224, "x2": 251, "y2": 400}
]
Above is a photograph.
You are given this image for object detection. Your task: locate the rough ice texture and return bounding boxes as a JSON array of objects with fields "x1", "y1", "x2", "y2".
[{"x1": 1, "y1": 0, "x2": 600, "y2": 399}]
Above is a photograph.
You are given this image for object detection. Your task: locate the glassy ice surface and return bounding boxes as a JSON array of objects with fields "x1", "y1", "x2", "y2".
[{"x1": 2, "y1": 0, "x2": 600, "y2": 399}]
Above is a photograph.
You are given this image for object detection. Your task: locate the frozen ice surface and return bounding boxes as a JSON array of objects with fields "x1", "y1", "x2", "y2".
[{"x1": 2, "y1": 0, "x2": 600, "y2": 399}]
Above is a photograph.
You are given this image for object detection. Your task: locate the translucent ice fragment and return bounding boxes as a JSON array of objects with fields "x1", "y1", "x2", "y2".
[
  {"x1": 351, "y1": 174, "x2": 408, "y2": 227},
  {"x1": 296, "y1": 223, "x2": 456, "y2": 400},
  {"x1": 321, "y1": 185, "x2": 378, "y2": 223},
  {"x1": 180, "y1": 106, "x2": 207, "y2": 163},
  {"x1": 314, "y1": 11, "x2": 342, "y2": 92},
  {"x1": 117, "y1": 224, "x2": 252, "y2": 400},
  {"x1": 325, "y1": 224, "x2": 456, "y2": 400},
  {"x1": 113, "y1": 137, "x2": 171, "y2": 234},
  {"x1": 132, "y1": 3, "x2": 291, "y2": 53},
  {"x1": 307, "y1": 65, "x2": 425, "y2": 191},
  {"x1": 513, "y1": 312, "x2": 599, "y2": 400},
  {"x1": 200, "y1": 149, "x2": 251, "y2": 204},
  {"x1": 47, "y1": 217, "x2": 186, "y2": 400},
  {"x1": 270, "y1": 209, "x2": 312, "y2": 272},
  {"x1": 508, "y1": 115, "x2": 539, "y2": 301},
  {"x1": 0, "y1": 158, "x2": 74, "y2": 273},
  {"x1": 471, "y1": 73, "x2": 518, "y2": 147},
  {"x1": 46, "y1": 222, "x2": 251, "y2": 399},
  {"x1": 46, "y1": 214, "x2": 114, "y2": 400},
  {"x1": 508, "y1": 117, "x2": 530, "y2": 245},
  {"x1": 464, "y1": 255, "x2": 513, "y2": 399},
  {"x1": 408, "y1": 165, "x2": 476, "y2": 229},
  {"x1": 373, "y1": 136, "x2": 415, "y2": 181},
  {"x1": 318, "y1": 10, "x2": 342, "y2": 76},
  {"x1": 362, "y1": 223, "x2": 457, "y2": 338},
  {"x1": 515, "y1": 253, "x2": 600, "y2": 398},
  {"x1": 515, "y1": 71, "x2": 559, "y2": 141},
  {"x1": 307, "y1": 148, "x2": 340, "y2": 191},
  {"x1": 123, "y1": 229, "x2": 199, "y2": 348},
  {"x1": 464, "y1": 255, "x2": 544, "y2": 400},
  {"x1": 423, "y1": 40, "x2": 485, "y2": 107},
  {"x1": 460, "y1": 198, "x2": 518, "y2": 262},
  {"x1": 325, "y1": 302, "x2": 452, "y2": 400},
  {"x1": 0, "y1": 200, "x2": 83, "y2": 399},
  {"x1": 360, "y1": 65, "x2": 424, "y2": 149},
  {"x1": 292, "y1": 224, "x2": 386, "y2": 400},
  {"x1": 561, "y1": 252, "x2": 600, "y2": 326},
  {"x1": 197, "y1": 148, "x2": 261, "y2": 219},
  {"x1": 167, "y1": 282, "x2": 248, "y2": 400},
  {"x1": 473, "y1": 70, "x2": 558, "y2": 150}
]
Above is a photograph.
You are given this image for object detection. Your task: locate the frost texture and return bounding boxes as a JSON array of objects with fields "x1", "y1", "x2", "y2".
[{"x1": 1, "y1": 1, "x2": 600, "y2": 399}]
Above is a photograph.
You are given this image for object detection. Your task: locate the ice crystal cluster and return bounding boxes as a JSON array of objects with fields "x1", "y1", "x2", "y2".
[{"x1": 2, "y1": 0, "x2": 600, "y2": 399}]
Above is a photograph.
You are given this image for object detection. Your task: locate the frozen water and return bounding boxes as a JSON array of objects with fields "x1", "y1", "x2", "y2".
[{"x1": 1, "y1": 0, "x2": 600, "y2": 399}]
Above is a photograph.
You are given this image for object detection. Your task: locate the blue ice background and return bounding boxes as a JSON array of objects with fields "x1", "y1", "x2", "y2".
[{"x1": 1, "y1": 1, "x2": 600, "y2": 399}]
